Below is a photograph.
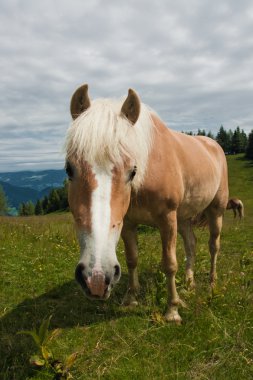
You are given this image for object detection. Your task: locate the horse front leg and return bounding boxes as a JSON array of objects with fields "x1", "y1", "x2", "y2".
[
  {"x1": 121, "y1": 222, "x2": 140, "y2": 306},
  {"x1": 158, "y1": 211, "x2": 182, "y2": 323}
]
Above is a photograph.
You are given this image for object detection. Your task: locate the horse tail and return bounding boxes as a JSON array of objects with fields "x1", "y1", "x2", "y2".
[{"x1": 238, "y1": 200, "x2": 244, "y2": 219}]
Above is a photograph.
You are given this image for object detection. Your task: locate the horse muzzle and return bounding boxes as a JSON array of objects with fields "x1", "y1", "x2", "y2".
[{"x1": 75, "y1": 262, "x2": 121, "y2": 300}]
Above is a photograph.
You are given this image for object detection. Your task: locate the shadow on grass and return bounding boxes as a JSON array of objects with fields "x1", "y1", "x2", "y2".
[
  {"x1": 235, "y1": 155, "x2": 253, "y2": 167},
  {"x1": 0, "y1": 274, "x2": 149, "y2": 379}
]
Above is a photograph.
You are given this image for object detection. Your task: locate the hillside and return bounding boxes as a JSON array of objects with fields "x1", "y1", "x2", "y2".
[
  {"x1": 0, "y1": 169, "x2": 66, "y2": 208},
  {"x1": 0, "y1": 181, "x2": 52, "y2": 208},
  {"x1": 0, "y1": 154, "x2": 252, "y2": 379},
  {"x1": 0, "y1": 169, "x2": 66, "y2": 191}
]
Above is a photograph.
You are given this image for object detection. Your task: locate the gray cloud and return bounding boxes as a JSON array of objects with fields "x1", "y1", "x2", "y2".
[{"x1": 0, "y1": 0, "x2": 253, "y2": 171}]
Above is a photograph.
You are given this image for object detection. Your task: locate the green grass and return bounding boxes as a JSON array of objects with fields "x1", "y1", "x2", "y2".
[{"x1": 1, "y1": 154, "x2": 253, "y2": 379}]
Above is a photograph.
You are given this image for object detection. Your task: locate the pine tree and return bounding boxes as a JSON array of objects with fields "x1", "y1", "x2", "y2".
[
  {"x1": 240, "y1": 129, "x2": 248, "y2": 152},
  {"x1": 26, "y1": 201, "x2": 35, "y2": 215},
  {"x1": 58, "y1": 179, "x2": 69, "y2": 210},
  {"x1": 231, "y1": 127, "x2": 240, "y2": 153},
  {"x1": 227, "y1": 129, "x2": 233, "y2": 151},
  {"x1": 216, "y1": 125, "x2": 231, "y2": 153},
  {"x1": 42, "y1": 196, "x2": 49, "y2": 214},
  {"x1": 35, "y1": 199, "x2": 43, "y2": 215},
  {"x1": 207, "y1": 131, "x2": 215, "y2": 139},
  {"x1": 47, "y1": 189, "x2": 61, "y2": 212},
  {"x1": 19, "y1": 202, "x2": 25, "y2": 216},
  {"x1": 245, "y1": 130, "x2": 253, "y2": 159},
  {"x1": 231, "y1": 127, "x2": 247, "y2": 153},
  {"x1": 0, "y1": 185, "x2": 8, "y2": 215},
  {"x1": 19, "y1": 201, "x2": 35, "y2": 216}
]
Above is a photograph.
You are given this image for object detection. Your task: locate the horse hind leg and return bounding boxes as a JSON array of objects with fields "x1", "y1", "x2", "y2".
[
  {"x1": 178, "y1": 220, "x2": 197, "y2": 290},
  {"x1": 238, "y1": 201, "x2": 244, "y2": 219},
  {"x1": 121, "y1": 222, "x2": 140, "y2": 306},
  {"x1": 206, "y1": 211, "x2": 223, "y2": 287}
]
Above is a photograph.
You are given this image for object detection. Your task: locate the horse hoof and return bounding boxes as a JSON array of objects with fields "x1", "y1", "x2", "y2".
[
  {"x1": 122, "y1": 292, "x2": 138, "y2": 307},
  {"x1": 186, "y1": 278, "x2": 196, "y2": 291},
  {"x1": 164, "y1": 310, "x2": 182, "y2": 324}
]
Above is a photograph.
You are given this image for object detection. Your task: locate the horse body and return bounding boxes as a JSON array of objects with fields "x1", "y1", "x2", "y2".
[
  {"x1": 65, "y1": 84, "x2": 229, "y2": 322},
  {"x1": 121, "y1": 113, "x2": 228, "y2": 321}
]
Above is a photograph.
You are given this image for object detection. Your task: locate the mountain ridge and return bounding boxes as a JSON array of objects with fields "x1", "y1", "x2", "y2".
[
  {"x1": 0, "y1": 169, "x2": 66, "y2": 191},
  {"x1": 0, "y1": 169, "x2": 66, "y2": 208}
]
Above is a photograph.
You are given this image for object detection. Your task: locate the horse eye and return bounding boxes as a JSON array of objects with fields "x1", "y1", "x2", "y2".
[
  {"x1": 65, "y1": 161, "x2": 73, "y2": 180},
  {"x1": 128, "y1": 166, "x2": 137, "y2": 182}
]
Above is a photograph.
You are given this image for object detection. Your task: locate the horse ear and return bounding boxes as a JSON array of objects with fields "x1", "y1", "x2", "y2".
[
  {"x1": 121, "y1": 89, "x2": 141, "y2": 125},
  {"x1": 70, "y1": 84, "x2": 91, "y2": 120}
]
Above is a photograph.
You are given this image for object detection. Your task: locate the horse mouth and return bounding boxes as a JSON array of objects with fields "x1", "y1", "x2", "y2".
[
  {"x1": 76, "y1": 275, "x2": 112, "y2": 300},
  {"x1": 82, "y1": 286, "x2": 112, "y2": 301}
]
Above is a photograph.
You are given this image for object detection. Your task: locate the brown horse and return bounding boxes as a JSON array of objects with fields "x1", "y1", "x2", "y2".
[
  {"x1": 227, "y1": 198, "x2": 244, "y2": 219},
  {"x1": 65, "y1": 84, "x2": 229, "y2": 323}
]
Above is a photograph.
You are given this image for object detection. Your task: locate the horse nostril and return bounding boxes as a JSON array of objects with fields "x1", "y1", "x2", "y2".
[
  {"x1": 75, "y1": 263, "x2": 86, "y2": 284},
  {"x1": 114, "y1": 265, "x2": 120, "y2": 278},
  {"x1": 105, "y1": 275, "x2": 110, "y2": 286}
]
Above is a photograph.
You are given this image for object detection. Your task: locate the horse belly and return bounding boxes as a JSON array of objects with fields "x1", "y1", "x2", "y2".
[
  {"x1": 125, "y1": 206, "x2": 156, "y2": 227},
  {"x1": 177, "y1": 186, "x2": 217, "y2": 220}
]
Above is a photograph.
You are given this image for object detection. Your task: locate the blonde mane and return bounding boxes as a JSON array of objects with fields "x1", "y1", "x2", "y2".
[{"x1": 65, "y1": 98, "x2": 154, "y2": 189}]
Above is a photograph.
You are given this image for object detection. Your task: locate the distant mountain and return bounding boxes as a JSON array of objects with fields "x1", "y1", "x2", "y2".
[
  {"x1": 0, "y1": 169, "x2": 67, "y2": 209},
  {"x1": 0, "y1": 181, "x2": 53, "y2": 208},
  {"x1": 0, "y1": 169, "x2": 66, "y2": 192}
]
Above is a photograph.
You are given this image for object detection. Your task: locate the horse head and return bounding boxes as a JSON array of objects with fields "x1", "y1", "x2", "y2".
[{"x1": 66, "y1": 84, "x2": 142, "y2": 300}]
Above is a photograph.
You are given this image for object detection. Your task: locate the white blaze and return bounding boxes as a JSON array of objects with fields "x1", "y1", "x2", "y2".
[
  {"x1": 78, "y1": 165, "x2": 121, "y2": 279},
  {"x1": 90, "y1": 165, "x2": 113, "y2": 271}
]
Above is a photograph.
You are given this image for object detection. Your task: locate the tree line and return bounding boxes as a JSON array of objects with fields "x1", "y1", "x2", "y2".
[
  {"x1": 18, "y1": 180, "x2": 69, "y2": 216},
  {"x1": 186, "y1": 125, "x2": 253, "y2": 159},
  {"x1": 185, "y1": 126, "x2": 253, "y2": 157},
  {"x1": 0, "y1": 126, "x2": 253, "y2": 216},
  {"x1": 217, "y1": 126, "x2": 247, "y2": 154}
]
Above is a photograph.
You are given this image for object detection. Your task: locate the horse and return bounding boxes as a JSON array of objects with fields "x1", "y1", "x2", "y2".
[
  {"x1": 65, "y1": 84, "x2": 229, "y2": 323},
  {"x1": 226, "y1": 198, "x2": 244, "y2": 219}
]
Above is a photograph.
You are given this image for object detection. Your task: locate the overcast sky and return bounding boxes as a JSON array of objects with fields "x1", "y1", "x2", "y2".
[{"x1": 1, "y1": 0, "x2": 253, "y2": 172}]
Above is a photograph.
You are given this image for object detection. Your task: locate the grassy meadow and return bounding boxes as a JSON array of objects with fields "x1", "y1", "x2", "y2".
[{"x1": 1, "y1": 154, "x2": 253, "y2": 379}]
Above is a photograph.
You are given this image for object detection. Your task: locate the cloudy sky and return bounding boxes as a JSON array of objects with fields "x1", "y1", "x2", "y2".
[{"x1": 1, "y1": 0, "x2": 253, "y2": 172}]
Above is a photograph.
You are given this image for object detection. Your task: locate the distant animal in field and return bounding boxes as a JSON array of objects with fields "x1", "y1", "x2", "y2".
[
  {"x1": 65, "y1": 83, "x2": 229, "y2": 323},
  {"x1": 226, "y1": 198, "x2": 244, "y2": 219}
]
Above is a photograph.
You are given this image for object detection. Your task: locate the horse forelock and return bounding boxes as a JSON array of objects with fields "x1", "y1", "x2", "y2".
[{"x1": 65, "y1": 98, "x2": 154, "y2": 189}]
